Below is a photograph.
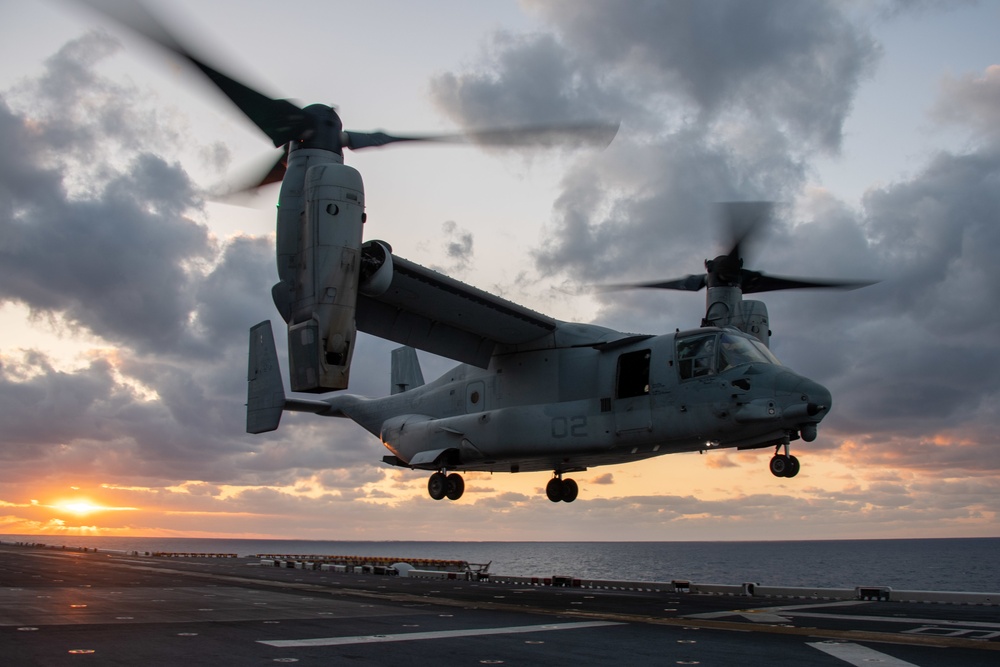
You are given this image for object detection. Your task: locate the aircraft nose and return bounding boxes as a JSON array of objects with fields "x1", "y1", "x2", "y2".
[
  {"x1": 772, "y1": 373, "x2": 833, "y2": 424},
  {"x1": 798, "y1": 378, "x2": 832, "y2": 414}
]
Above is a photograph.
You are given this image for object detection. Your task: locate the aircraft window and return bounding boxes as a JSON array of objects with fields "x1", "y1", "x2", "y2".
[
  {"x1": 748, "y1": 337, "x2": 781, "y2": 365},
  {"x1": 718, "y1": 332, "x2": 779, "y2": 371},
  {"x1": 676, "y1": 333, "x2": 717, "y2": 380},
  {"x1": 616, "y1": 349, "x2": 651, "y2": 398}
]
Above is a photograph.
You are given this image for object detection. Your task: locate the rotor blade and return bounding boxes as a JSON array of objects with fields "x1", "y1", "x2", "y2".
[
  {"x1": 345, "y1": 121, "x2": 620, "y2": 151},
  {"x1": 719, "y1": 201, "x2": 774, "y2": 261},
  {"x1": 600, "y1": 274, "x2": 708, "y2": 293},
  {"x1": 741, "y1": 271, "x2": 876, "y2": 294},
  {"x1": 75, "y1": 0, "x2": 308, "y2": 146},
  {"x1": 182, "y1": 60, "x2": 308, "y2": 147},
  {"x1": 208, "y1": 148, "x2": 288, "y2": 203}
]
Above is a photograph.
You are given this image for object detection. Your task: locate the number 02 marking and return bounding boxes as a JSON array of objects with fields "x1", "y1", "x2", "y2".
[{"x1": 552, "y1": 416, "x2": 587, "y2": 438}]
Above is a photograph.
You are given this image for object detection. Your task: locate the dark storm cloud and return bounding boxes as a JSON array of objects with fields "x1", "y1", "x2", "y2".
[
  {"x1": 431, "y1": 31, "x2": 619, "y2": 128},
  {"x1": 191, "y1": 235, "x2": 276, "y2": 349},
  {"x1": 0, "y1": 152, "x2": 211, "y2": 350},
  {"x1": 817, "y1": 147, "x2": 1000, "y2": 440},
  {"x1": 0, "y1": 32, "x2": 212, "y2": 353},
  {"x1": 430, "y1": 1, "x2": 881, "y2": 295},
  {"x1": 0, "y1": 352, "x2": 121, "y2": 452},
  {"x1": 532, "y1": 130, "x2": 807, "y2": 286},
  {"x1": 524, "y1": 0, "x2": 878, "y2": 150},
  {"x1": 434, "y1": 1, "x2": 878, "y2": 150}
]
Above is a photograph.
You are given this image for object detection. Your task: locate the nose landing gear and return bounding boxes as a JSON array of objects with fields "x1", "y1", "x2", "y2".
[
  {"x1": 769, "y1": 442, "x2": 800, "y2": 478},
  {"x1": 545, "y1": 473, "x2": 579, "y2": 503},
  {"x1": 428, "y1": 471, "x2": 465, "y2": 500}
]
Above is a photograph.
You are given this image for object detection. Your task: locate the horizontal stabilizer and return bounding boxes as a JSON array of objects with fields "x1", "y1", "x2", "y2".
[{"x1": 247, "y1": 320, "x2": 285, "y2": 433}]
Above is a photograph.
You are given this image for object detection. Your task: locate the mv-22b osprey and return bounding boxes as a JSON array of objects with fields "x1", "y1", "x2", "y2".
[
  {"x1": 247, "y1": 194, "x2": 861, "y2": 503},
  {"x1": 85, "y1": 1, "x2": 867, "y2": 504},
  {"x1": 249, "y1": 141, "x2": 862, "y2": 502}
]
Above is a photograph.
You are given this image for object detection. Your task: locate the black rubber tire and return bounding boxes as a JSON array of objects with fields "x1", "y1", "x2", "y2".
[
  {"x1": 428, "y1": 472, "x2": 447, "y2": 500},
  {"x1": 785, "y1": 455, "x2": 800, "y2": 478},
  {"x1": 769, "y1": 455, "x2": 789, "y2": 477},
  {"x1": 445, "y1": 473, "x2": 465, "y2": 500},
  {"x1": 545, "y1": 478, "x2": 563, "y2": 502},
  {"x1": 561, "y1": 478, "x2": 579, "y2": 503}
]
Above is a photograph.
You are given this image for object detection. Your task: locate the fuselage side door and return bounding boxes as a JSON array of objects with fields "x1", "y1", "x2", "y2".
[{"x1": 614, "y1": 348, "x2": 652, "y2": 434}]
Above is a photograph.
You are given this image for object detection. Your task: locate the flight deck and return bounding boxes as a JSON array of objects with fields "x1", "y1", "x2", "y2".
[{"x1": 1, "y1": 543, "x2": 997, "y2": 666}]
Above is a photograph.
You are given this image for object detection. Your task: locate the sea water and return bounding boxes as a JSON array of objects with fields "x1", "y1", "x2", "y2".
[{"x1": 2, "y1": 535, "x2": 996, "y2": 592}]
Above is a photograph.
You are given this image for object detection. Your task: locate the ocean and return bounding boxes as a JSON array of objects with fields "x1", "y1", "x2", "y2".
[{"x1": 2, "y1": 535, "x2": 997, "y2": 593}]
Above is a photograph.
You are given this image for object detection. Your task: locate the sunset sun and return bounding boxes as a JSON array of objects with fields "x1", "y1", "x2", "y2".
[
  {"x1": 50, "y1": 500, "x2": 136, "y2": 516},
  {"x1": 53, "y1": 500, "x2": 104, "y2": 516}
]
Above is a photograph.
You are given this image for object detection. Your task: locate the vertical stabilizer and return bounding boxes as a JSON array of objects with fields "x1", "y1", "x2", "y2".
[
  {"x1": 391, "y1": 346, "x2": 424, "y2": 395},
  {"x1": 247, "y1": 321, "x2": 286, "y2": 433}
]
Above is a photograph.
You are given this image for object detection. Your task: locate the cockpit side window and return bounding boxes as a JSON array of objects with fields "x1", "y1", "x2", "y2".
[
  {"x1": 676, "y1": 333, "x2": 717, "y2": 380},
  {"x1": 719, "y1": 331, "x2": 781, "y2": 370},
  {"x1": 676, "y1": 331, "x2": 779, "y2": 380}
]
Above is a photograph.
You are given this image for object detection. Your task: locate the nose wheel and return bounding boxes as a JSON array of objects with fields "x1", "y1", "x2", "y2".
[
  {"x1": 545, "y1": 474, "x2": 579, "y2": 503},
  {"x1": 769, "y1": 443, "x2": 801, "y2": 478},
  {"x1": 428, "y1": 471, "x2": 465, "y2": 500}
]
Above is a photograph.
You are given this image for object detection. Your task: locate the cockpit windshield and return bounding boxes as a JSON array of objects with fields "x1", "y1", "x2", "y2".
[{"x1": 675, "y1": 330, "x2": 779, "y2": 380}]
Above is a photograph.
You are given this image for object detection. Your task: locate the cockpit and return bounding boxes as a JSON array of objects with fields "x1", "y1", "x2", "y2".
[{"x1": 675, "y1": 329, "x2": 780, "y2": 380}]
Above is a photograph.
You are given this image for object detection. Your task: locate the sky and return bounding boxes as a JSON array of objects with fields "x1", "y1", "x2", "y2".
[{"x1": 0, "y1": 0, "x2": 998, "y2": 542}]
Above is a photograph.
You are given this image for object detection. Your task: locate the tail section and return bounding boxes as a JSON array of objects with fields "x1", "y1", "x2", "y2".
[
  {"x1": 247, "y1": 321, "x2": 286, "y2": 433},
  {"x1": 391, "y1": 346, "x2": 424, "y2": 395}
]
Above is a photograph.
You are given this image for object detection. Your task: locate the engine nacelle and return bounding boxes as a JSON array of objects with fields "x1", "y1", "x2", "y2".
[
  {"x1": 274, "y1": 154, "x2": 366, "y2": 393},
  {"x1": 739, "y1": 299, "x2": 770, "y2": 347},
  {"x1": 704, "y1": 286, "x2": 771, "y2": 347},
  {"x1": 359, "y1": 240, "x2": 393, "y2": 297}
]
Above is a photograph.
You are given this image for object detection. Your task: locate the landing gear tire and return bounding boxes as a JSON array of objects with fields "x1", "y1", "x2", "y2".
[
  {"x1": 546, "y1": 477, "x2": 579, "y2": 503},
  {"x1": 445, "y1": 473, "x2": 465, "y2": 500},
  {"x1": 769, "y1": 454, "x2": 800, "y2": 478},
  {"x1": 546, "y1": 478, "x2": 563, "y2": 503},
  {"x1": 785, "y1": 455, "x2": 800, "y2": 478},
  {"x1": 428, "y1": 472, "x2": 447, "y2": 500},
  {"x1": 561, "y1": 478, "x2": 579, "y2": 503},
  {"x1": 769, "y1": 454, "x2": 788, "y2": 477}
]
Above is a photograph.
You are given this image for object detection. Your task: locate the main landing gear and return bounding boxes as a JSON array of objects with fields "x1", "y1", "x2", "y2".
[
  {"x1": 769, "y1": 443, "x2": 800, "y2": 478},
  {"x1": 428, "y1": 471, "x2": 465, "y2": 501},
  {"x1": 546, "y1": 474, "x2": 579, "y2": 503}
]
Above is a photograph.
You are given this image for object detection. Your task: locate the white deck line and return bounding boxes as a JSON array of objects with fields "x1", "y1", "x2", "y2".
[
  {"x1": 807, "y1": 641, "x2": 920, "y2": 667},
  {"x1": 258, "y1": 620, "x2": 625, "y2": 648}
]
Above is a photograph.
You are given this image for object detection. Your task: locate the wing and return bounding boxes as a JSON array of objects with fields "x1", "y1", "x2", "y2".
[{"x1": 356, "y1": 254, "x2": 558, "y2": 367}]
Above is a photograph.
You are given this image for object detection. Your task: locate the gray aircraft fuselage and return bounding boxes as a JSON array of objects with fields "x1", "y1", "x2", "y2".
[{"x1": 310, "y1": 323, "x2": 831, "y2": 476}]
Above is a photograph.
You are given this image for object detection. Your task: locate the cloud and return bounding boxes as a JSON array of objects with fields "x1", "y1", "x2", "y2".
[
  {"x1": 523, "y1": 0, "x2": 880, "y2": 150},
  {"x1": 0, "y1": 33, "x2": 213, "y2": 354},
  {"x1": 429, "y1": 220, "x2": 475, "y2": 275},
  {"x1": 427, "y1": 2, "x2": 884, "y2": 299},
  {"x1": 431, "y1": 31, "x2": 620, "y2": 129},
  {"x1": 933, "y1": 65, "x2": 1000, "y2": 142}
]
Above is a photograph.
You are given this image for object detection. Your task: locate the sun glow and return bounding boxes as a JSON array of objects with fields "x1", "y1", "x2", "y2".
[{"x1": 50, "y1": 499, "x2": 137, "y2": 516}]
